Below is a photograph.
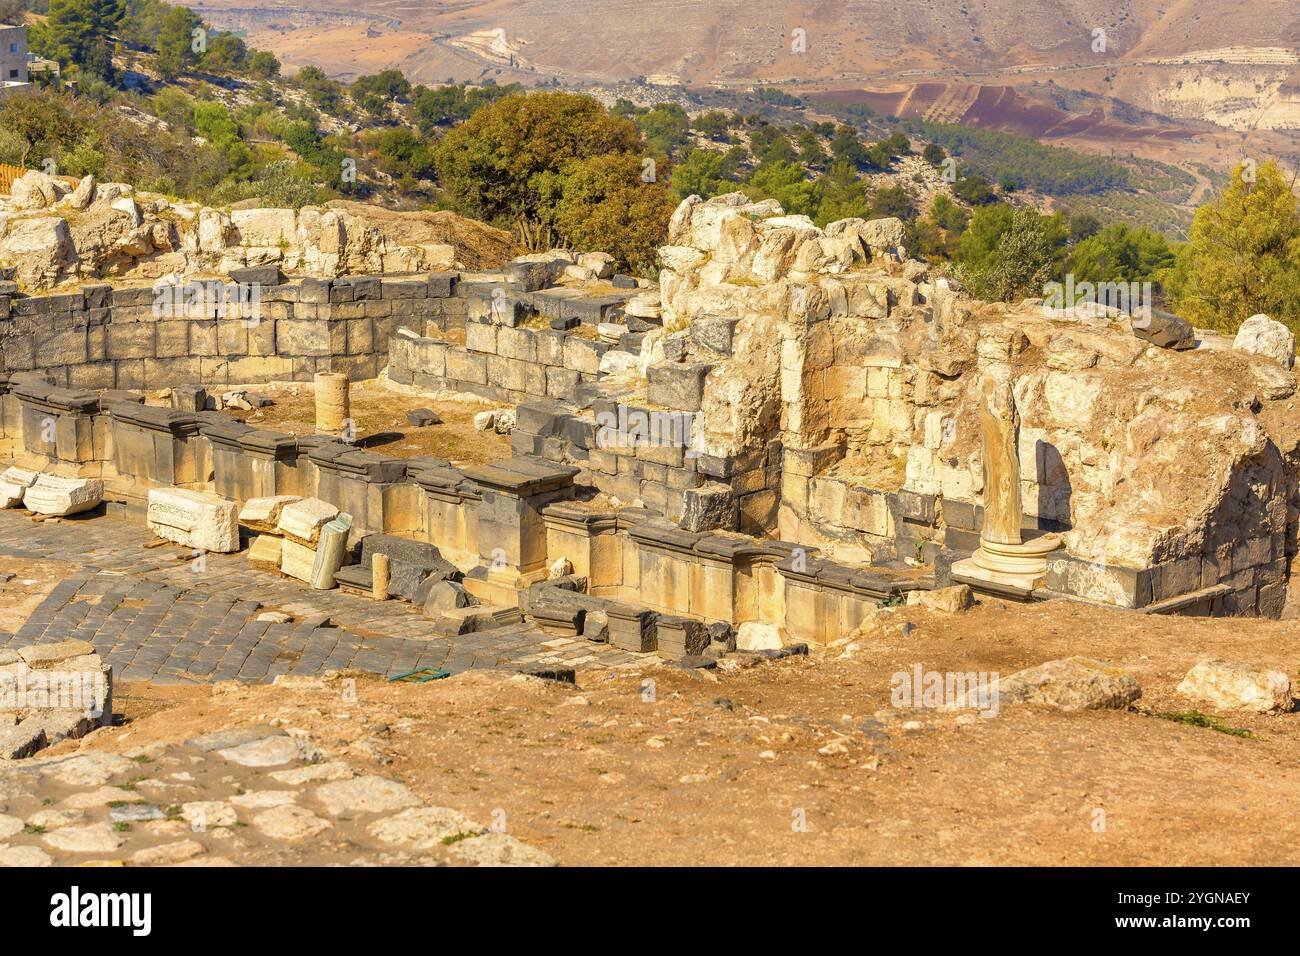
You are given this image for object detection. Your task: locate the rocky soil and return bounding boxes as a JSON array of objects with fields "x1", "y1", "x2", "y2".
[
  {"x1": 6, "y1": 596, "x2": 1297, "y2": 866},
  {"x1": 224, "y1": 377, "x2": 514, "y2": 465}
]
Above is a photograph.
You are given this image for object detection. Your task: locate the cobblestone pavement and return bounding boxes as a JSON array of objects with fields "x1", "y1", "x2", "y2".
[
  {"x1": 0, "y1": 722, "x2": 556, "y2": 866},
  {"x1": 0, "y1": 510, "x2": 648, "y2": 684}
]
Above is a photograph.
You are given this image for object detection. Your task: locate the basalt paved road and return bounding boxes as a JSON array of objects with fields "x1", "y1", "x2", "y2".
[{"x1": 0, "y1": 510, "x2": 647, "y2": 684}]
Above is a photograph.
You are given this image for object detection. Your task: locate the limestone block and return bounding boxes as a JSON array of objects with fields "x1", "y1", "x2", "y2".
[
  {"x1": 147, "y1": 488, "x2": 240, "y2": 553},
  {"x1": 23, "y1": 475, "x2": 103, "y2": 517},
  {"x1": 1176, "y1": 659, "x2": 1292, "y2": 714},
  {"x1": 736, "y1": 621, "x2": 785, "y2": 651},
  {"x1": 679, "y1": 483, "x2": 736, "y2": 532},
  {"x1": 239, "y1": 496, "x2": 302, "y2": 534},
  {"x1": 231, "y1": 208, "x2": 297, "y2": 247},
  {"x1": 275, "y1": 497, "x2": 339, "y2": 545},
  {"x1": 0, "y1": 467, "x2": 39, "y2": 508},
  {"x1": 280, "y1": 538, "x2": 319, "y2": 584},
  {"x1": 247, "y1": 534, "x2": 284, "y2": 570},
  {"x1": 17, "y1": 639, "x2": 96, "y2": 668}
]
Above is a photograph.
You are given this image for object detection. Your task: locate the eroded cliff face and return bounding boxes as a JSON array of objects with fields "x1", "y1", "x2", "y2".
[
  {"x1": 653, "y1": 193, "x2": 1300, "y2": 594},
  {"x1": 0, "y1": 171, "x2": 518, "y2": 291}
]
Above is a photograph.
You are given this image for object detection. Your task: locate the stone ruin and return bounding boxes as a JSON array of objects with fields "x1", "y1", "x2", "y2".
[
  {"x1": 2, "y1": 190, "x2": 1299, "y2": 670},
  {"x1": 0, "y1": 169, "x2": 517, "y2": 291}
]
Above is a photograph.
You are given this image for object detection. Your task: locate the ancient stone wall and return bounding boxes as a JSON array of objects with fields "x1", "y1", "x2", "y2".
[
  {"x1": 0, "y1": 377, "x2": 921, "y2": 646},
  {"x1": 0, "y1": 271, "x2": 461, "y2": 391}
]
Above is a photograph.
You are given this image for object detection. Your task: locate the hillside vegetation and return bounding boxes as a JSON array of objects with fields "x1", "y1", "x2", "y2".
[{"x1": 0, "y1": 0, "x2": 1296, "y2": 329}]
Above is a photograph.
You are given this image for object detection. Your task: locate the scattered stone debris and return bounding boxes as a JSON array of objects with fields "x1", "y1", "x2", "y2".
[
  {"x1": 0, "y1": 642, "x2": 113, "y2": 760},
  {"x1": 406, "y1": 408, "x2": 443, "y2": 427}
]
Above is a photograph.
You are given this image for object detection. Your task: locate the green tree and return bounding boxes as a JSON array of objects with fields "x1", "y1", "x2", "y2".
[
  {"x1": 747, "y1": 160, "x2": 820, "y2": 218},
  {"x1": 813, "y1": 160, "x2": 869, "y2": 226},
  {"x1": 534, "y1": 153, "x2": 676, "y2": 275},
  {"x1": 952, "y1": 173, "x2": 996, "y2": 205},
  {"x1": 155, "y1": 4, "x2": 202, "y2": 79},
  {"x1": 1166, "y1": 161, "x2": 1300, "y2": 334},
  {"x1": 930, "y1": 193, "x2": 969, "y2": 235},
  {"x1": 830, "y1": 125, "x2": 869, "y2": 168},
  {"x1": 352, "y1": 69, "x2": 411, "y2": 118},
  {"x1": 692, "y1": 110, "x2": 731, "y2": 141},
  {"x1": 297, "y1": 64, "x2": 345, "y2": 116},
  {"x1": 200, "y1": 31, "x2": 248, "y2": 74},
  {"x1": 0, "y1": 89, "x2": 85, "y2": 166},
  {"x1": 1067, "y1": 223, "x2": 1175, "y2": 285},
  {"x1": 636, "y1": 103, "x2": 690, "y2": 158},
  {"x1": 869, "y1": 184, "x2": 915, "y2": 220},
  {"x1": 369, "y1": 126, "x2": 435, "y2": 182},
  {"x1": 40, "y1": 0, "x2": 119, "y2": 80},
  {"x1": 671, "y1": 148, "x2": 729, "y2": 200},
  {"x1": 433, "y1": 91, "x2": 642, "y2": 229},
  {"x1": 955, "y1": 205, "x2": 1066, "y2": 302},
  {"x1": 247, "y1": 49, "x2": 280, "y2": 80},
  {"x1": 795, "y1": 128, "x2": 828, "y2": 170}
]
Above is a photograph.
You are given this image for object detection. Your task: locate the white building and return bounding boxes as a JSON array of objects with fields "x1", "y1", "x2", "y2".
[{"x1": 0, "y1": 23, "x2": 28, "y2": 91}]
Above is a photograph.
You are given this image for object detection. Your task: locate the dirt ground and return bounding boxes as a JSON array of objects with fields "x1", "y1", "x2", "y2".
[
  {"x1": 0, "y1": 555, "x2": 71, "y2": 635},
  {"x1": 228, "y1": 379, "x2": 513, "y2": 465},
  {"x1": 54, "y1": 597, "x2": 1300, "y2": 866}
]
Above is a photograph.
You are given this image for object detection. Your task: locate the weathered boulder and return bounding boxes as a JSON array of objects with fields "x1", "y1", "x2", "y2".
[
  {"x1": 860, "y1": 217, "x2": 906, "y2": 255},
  {"x1": 11, "y1": 170, "x2": 63, "y2": 210},
  {"x1": 905, "y1": 584, "x2": 975, "y2": 612},
  {"x1": 1233, "y1": 314, "x2": 1295, "y2": 368},
  {"x1": 69, "y1": 174, "x2": 96, "y2": 210},
  {"x1": 1176, "y1": 659, "x2": 1292, "y2": 714},
  {"x1": 997, "y1": 657, "x2": 1141, "y2": 711},
  {"x1": 423, "y1": 580, "x2": 474, "y2": 615},
  {"x1": 508, "y1": 251, "x2": 570, "y2": 291},
  {"x1": 577, "y1": 251, "x2": 614, "y2": 278},
  {"x1": 22, "y1": 475, "x2": 102, "y2": 516},
  {"x1": 405, "y1": 408, "x2": 442, "y2": 427},
  {"x1": 147, "y1": 488, "x2": 240, "y2": 553},
  {"x1": 3, "y1": 216, "x2": 75, "y2": 288},
  {"x1": 198, "y1": 208, "x2": 236, "y2": 252},
  {"x1": 1132, "y1": 312, "x2": 1195, "y2": 350}
]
